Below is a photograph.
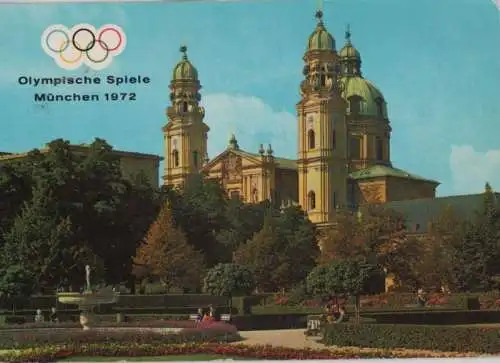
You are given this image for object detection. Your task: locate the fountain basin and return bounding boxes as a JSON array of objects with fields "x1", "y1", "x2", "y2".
[{"x1": 57, "y1": 292, "x2": 119, "y2": 306}]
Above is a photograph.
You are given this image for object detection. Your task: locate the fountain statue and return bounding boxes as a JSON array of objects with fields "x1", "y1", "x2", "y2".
[{"x1": 57, "y1": 265, "x2": 120, "y2": 330}]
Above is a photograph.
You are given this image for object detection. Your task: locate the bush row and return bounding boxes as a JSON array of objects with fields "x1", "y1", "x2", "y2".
[
  {"x1": 0, "y1": 294, "x2": 234, "y2": 311},
  {"x1": 0, "y1": 321, "x2": 239, "y2": 349},
  {"x1": 2, "y1": 342, "x2": 481, "y2": 363},
  {"x1": 265, "y1": 292, "x2": 488, "y2": 311},
  {"x1": 322, "y1": 323, "x2": 500, "y2": 353},
  {"x1": 3, "y1": 292, "x2": 498, "y2": 313}
]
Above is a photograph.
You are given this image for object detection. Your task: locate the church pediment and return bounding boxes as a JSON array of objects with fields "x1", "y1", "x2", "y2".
[{"x1": 202, "y1": 149, "x2": 263, "y2": 175}]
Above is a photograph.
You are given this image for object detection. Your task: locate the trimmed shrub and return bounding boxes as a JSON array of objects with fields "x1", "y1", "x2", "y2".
[
  {"x1": 363, "y1": 309, "x2": 500, "y2": 325},
  {"x1": 322, "y1": 323, "x2": 500, "y2": 353}
]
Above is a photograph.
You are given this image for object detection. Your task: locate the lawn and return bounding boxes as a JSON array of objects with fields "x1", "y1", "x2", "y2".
[{"x1": 59, "y1": 354, "x2": 254, "y2": 361}]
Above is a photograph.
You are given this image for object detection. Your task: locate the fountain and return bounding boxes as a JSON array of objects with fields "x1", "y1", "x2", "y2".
[{"x1": 57, "y1": 265, "x2": 120, "y2": 330}]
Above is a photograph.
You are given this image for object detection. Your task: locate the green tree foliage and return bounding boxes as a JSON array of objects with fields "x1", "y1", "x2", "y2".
[
  {"x1": 320, "y1": 206, "x2": 421, "y2": 290},
  {"x1": 0, "y1": 181, "x2": 78, "y2": 295},
  {"x1": 307, "y1": 258, "x2": 382, "y2": 322},
  {"x1": 0, "y1": 138, "x2": 160, "y2": 290},
  {"x1": 450, "y1": 183, "x2": 500, "y2": 292},
  {"x1": 215, "y1": 198, "x2": 267, "y2": 262},
  {"x1": 133, "y1": 203, "x2": 204, "y2": 292},
  {"x1": 168, "y1": 175, "x2": 229, "y2": 267},
  {"x1": 203, "y1": 263, "x2": 255, "y2": 298},
  {"x1": 234, "y1": 205, "x2": 318, "y2": 291}
]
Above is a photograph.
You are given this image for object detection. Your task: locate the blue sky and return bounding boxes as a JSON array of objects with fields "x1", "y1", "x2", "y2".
[{"x1": 0, "y1": 0, "x2": 499, "y2": 196}]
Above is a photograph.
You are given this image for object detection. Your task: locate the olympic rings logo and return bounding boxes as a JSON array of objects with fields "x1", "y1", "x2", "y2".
[{"x1": 41, "y1": 24, "x2": 127, "y2": 71}]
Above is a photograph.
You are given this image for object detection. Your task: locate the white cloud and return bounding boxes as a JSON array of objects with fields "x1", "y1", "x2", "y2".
[
  {"x1": 450, "y1": 145, "x2": 500, "y2": 194},
  {"x1": 202, "y1": 93, "x2": 296, "y2": 159}
]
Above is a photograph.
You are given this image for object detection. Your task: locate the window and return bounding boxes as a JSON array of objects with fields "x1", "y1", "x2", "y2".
[
  {"x1": 308, "y1": 129, "x2": 316, "y2": 149},
  {"x1": 375, "y1": 137, "x2": 383, "y2": 161},
  {"x1": 333, "y1": 191, "x2": 337, "y2": 209},
  {"x1": 332, "y1": 130, "x2": 336, "y2": 151},
  {"x1": 375, "y1": 98, "x2": 384, "y2": 118},
  {"x1": 348, "y1": 96, "x2": 361, "y2": 115},
  {"x1": 172, "y1": 149, "x2": 179, "y2": 167},
  {"x1": 349, "y1": 137, "x2": 361, "y2": 159},
  {"x1": 193, "y1": 151, "x2": 199, "y2": 168},
  {"x1": 230, "y1": 190, "x2": 240, "y2": 200},
  {"x1": 308, "y1": 191, "x2": 316, "y2": 210},
  {"x1": 320, "y1": 74, "x2": 326, "y2": 86},
  {"x1": 182, "y1": 102, "x2": 188, "y2": 112}
]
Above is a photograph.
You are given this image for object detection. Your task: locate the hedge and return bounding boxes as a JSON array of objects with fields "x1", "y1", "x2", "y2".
[
  {"x1": 0, "y1": 313, "x2": 187, "y2": 326},
  {"x1": 322, "y1": 323, "x2": 500, "y2": 353},
  {"x1": 363, "y1": 309, "x2": 500, "y2": 325}
]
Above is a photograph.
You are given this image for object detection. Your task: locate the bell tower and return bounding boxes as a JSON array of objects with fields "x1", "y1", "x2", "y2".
[
  {"x1": 163, "y1": 46, "x2": 209, "y2": 188},
  {"x1": 297, "y1": 10, "x2": 349, "y2": 224}
]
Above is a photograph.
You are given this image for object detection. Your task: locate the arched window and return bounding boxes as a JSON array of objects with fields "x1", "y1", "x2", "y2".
[
  {"x1": 308, "y1": 129, "x2": 315, "y2": 149},
  {"x1": 182, "y1": 102, "x2": 188, "y2": 112},
  {"x1": 375, "y1": 98, "x2": 384, "y2": 118},
  {"x1": 172, "y1": 149, "x2": 179, "y2": 167},
  {"x1": 332, "y1": 130, "x2": 336, "y2": 151},
  {"x1": 375, "y1": 137, "x2": 383, "y2": 161},
  {"x1": 192, "y1": 150, "x2": 199, "y2": 168},
  {"x1": 308, "y1": 191, "x2": 316, "y2": 210},
  {"x1": 320, "y1": 74, "x2": 326, "y2": 86},
  {"x1": 348, "y1": 96, "x2": 361, "y2": 115}
]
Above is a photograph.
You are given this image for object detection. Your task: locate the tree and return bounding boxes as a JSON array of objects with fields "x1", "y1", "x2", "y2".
[
  {"x1": 416, "y1": 206, "x2": 463, "y2": 291},
  {"x1": 133, "y1": 203, "x2": 204, "y2": 292},
  {"x1": 320, "y1": 206, "x2": 421, "y2": 290},
  {"x1": 234, "y1": 205, "x2": 319, "y2": 292},
  {"x1": 233, "y1": 214, "x2": 280, "y2": 291},
  {"x1": 215, "y1": 199, "x2": 267, "y2": 262},
  {"x1": 449, "y1": 183, "x2": 500, "y2": 292},
  {"x1": 306, "y1": 258, "x2": 382, "y2": 323},
  {"x1": 0, "y1": 181, "x2": 77, "y2": 295},
  {"x1": 203, "y1": 263, "x2": 255, "y2": 310},
  {"x1": 169, "y1": 175, "x2": 229, "y2": 267}
]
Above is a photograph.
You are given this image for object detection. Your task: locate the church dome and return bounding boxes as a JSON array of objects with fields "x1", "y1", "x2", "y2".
[
  {"x1": 172, "y1": 45, "x2": 198, "y2": 81},
  {"x1": 307, "y1": 10, "x2": 335, "y2": 51},
  {"x1": 341, "y1": 76, "x2": 388, "y2": 118}
]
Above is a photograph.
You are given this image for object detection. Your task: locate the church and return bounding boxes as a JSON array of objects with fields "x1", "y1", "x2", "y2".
[{"x1": 162, "y1": 9, "x2": 439, "y2": 225}]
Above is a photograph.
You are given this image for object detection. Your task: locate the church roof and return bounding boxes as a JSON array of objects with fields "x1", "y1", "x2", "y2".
[{"x1": 350, "y1": 164, "x2": 439, "y2": 185}]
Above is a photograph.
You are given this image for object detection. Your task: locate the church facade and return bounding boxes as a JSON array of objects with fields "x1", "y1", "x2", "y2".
[{"x1": 162, "y1": 11, "x2": 439, "y2": 225}]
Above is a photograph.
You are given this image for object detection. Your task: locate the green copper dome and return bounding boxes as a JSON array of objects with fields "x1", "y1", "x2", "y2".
[
  {"x1": 172, "y1": 45, "x2": 198, "y2": 81},
  {"x1": 307, "y1": 10, "x2": 335, "y2": 51},
  {"x1": 341, "y1": 76, "x2": 387, "y2": 118}
]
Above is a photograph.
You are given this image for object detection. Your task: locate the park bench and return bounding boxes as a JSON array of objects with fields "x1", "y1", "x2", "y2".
[
  {"x1": 305, "y1": 314, "x2": 323, "y2": 337},
  {"x1": 188, "y1": 313, "x2": 232, "y2": 322}
]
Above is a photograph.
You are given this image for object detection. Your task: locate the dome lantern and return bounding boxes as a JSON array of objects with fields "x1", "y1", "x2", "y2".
[
  {"x1": 339, "y1": 25, "x2": 362, "y2": 77},
  {"x1": 172, "y1": 45, "x2": 199, "y2": 82},
  {"x1": 307, "y1": 10, "x2": 335, "y2": 51}
]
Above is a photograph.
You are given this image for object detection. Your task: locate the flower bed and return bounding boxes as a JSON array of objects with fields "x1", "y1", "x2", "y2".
[
  {"x1": 1, "y1": 342, "x2": 483, "y2": 362},
  {"x1": 0, "y1": 321, "x2": 239, "y2": 349}
]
